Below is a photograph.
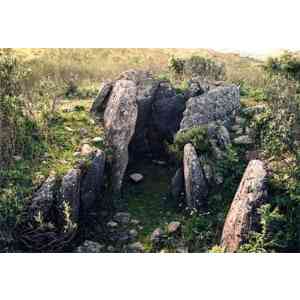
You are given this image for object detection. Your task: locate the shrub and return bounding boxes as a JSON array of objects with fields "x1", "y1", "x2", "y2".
[
  {"x1": 264, "y1": 51, "x2": 300, "y2": 81},
  {"x1": 169, "y1": 126, "x2": 209, "y2": 160},
  {"x1": 168, "y1": 55, "x2": 226, "y2": 81},
  {"x1": 239, "y1": 204, "x2": 287, "y2": 252},
  {"x1": 251, "y1": 75, "x2": 300, "y2": 156}
]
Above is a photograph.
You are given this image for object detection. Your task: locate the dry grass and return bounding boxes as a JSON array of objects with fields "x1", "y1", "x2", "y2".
[{"x1": 11, "y1": 48, "x2": 264, "y2": 89}]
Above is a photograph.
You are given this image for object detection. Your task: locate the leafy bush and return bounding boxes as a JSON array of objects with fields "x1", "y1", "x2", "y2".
[
  {"x1": 245, "y1": 72, "x2": 300, "y2": 252},
  {"x1": 169, "y1": 126, "x2": 209, "y2": 160},
  {"x1": 264, "y1": 51, "x2": 300, "y2": 81},
  {"x1": 168, "y1": 56, "x2": 185, "y2": 76},
  {"x1": 239, "y1": 204, "x2": 287, "y2": 252},
  {"x1": 168, "y1": 55, "x2": 226, "y2": 81},
  {"x1": 251, "y1": 75, "x2": 300, "y2": 156}
]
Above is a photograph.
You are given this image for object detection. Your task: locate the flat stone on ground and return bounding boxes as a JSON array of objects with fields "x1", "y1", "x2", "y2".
[
  {"x1": 128, "y1": 242, "x2": 145, "y2": 252},
  {"x1": 233, "y1": 135, "x2": 253, "y2": 145},
  {"x1": 129, "y1": 173, "x2": 144, "y2": 183},
  {"x1": 75, "y1": 241, "x2": 105, "y2": 253}
]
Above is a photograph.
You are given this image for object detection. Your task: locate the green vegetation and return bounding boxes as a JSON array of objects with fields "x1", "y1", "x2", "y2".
[
  {"x1": 264, "y1": 51, "x2": 300, "y2": 81},
  {"x1": 169, "y1": 126, "x2": 209, "y2": 161},
  {"x1": 168, "y1": 55, "x2": 226, "y2": 81}
]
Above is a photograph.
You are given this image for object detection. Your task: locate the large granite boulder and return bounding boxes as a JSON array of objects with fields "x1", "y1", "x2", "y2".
[
  {"x1": 180, "y1": 85, "x2": 240, "y2": 131},
  {"x1": 221, "y1": 160, "x2": 267, "y2": 252},
  {"x1": 104, "y1": 79, "x2": 138, "y2": 194},
  {"x1": 183, "y1": 143, "x2": 208, "y2": 211},
  {"x1": 80, "y1": 149, "x2": 106, "y2": 214}
]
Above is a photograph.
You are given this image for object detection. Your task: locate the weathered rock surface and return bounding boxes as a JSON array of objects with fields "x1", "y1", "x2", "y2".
[
  {"x1": 127, "y1": 72, "x2": 159, "y2": 156},
  {"x1": 151, "y1": 81, "x2": 186, "y2": 144},
  {"x1": 183, "y1": 143, "x2": 208, "y2": 210},
  {"x1": 80, "y1": 149, "x2": 106, "y2": 214},
  {"x1": 29, "y1": 175, "x2": 56, "y2": 220},
  {"x1": 58, "y1": 168, "x2": 81, "y2": 225},
  {"x1": 104, "y1": 79, "x2": 138, "y2": 194},
  {"x1": 180, "y1": 85, "x2": 240, "y2": 131},
  {"x1": 90, "y1": 81, "x2": 114, "y2": 116},
  {"x1": 233, "y1": 135, "x2": 253, "y2": 145},
  {"x1": 221, "y1": 160, "x2": 267, "y2": 252}
]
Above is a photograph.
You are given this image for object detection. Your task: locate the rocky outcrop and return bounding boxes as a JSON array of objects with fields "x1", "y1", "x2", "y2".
[
  {"x1": 183, "y1": 143, "x2": 208, "y2": 211},
  {"x1": 180, "y1": 85, "x2": 240, "y2": 131},
  {"x1": 221, "y1": 160, "x2": 267, "y2": 252},
  {"x1": 80, "y1": 149, "x2": 106, "y2": 214},
  {"x1": 104, "y1": 79, "x2": 138, "y2": 194}
]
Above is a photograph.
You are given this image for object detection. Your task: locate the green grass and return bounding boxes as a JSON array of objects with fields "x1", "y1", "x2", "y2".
[
  {"x1": 0, "y1": 99, "x2": 105, "y2": 249},
  {"x1": 124, "y1": 161, "x2": 180, "y2": 239}
]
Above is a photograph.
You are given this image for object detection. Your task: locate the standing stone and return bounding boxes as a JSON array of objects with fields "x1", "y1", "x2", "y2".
[
  {"x1": 90, "y1": 81, "x2": 114, "y2": 116},
  {"x1": 104, "y1": 80, "x2": 138, "y2": 194},
  {"x1": 221, "y1": 160, "x2": 267, "y2": 252},
  {"x1": 80, "y1": 149, "x2": 106, "y2": 214},
  {"x1": 183, "y1": 143, "x2": 208, "y2": 210},
  {"x1": 58, "y1": 168, "x2": 81, "y2": 226}
]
